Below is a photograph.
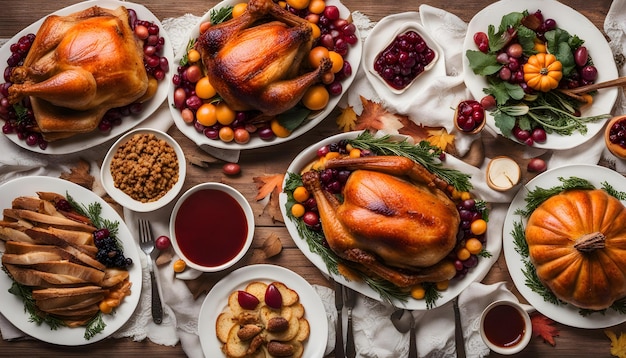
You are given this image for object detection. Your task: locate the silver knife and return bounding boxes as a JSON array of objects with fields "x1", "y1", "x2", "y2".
[
  {"x1": 334, "y1": 281, "x2": 345, "y2": 358},
  {"x1": 344, "y1": 286, "x2": 357, "y2": 358},
  {"x1": 453, "y1": 297, "x2": 467, "y2": 358}
]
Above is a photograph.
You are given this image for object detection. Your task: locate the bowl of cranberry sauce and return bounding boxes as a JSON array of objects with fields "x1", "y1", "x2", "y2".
[
  {"x1": 169, "y1": 182, "x2": 254, "y2": 272},
  {"x1": 370, "y1": 23, "x2": 440, "y2": 94}
]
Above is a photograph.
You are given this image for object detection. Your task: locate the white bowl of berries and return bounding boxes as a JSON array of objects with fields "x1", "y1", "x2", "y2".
[{"x1": 364, "y1": 13, "x2": 444, "y2": 96}]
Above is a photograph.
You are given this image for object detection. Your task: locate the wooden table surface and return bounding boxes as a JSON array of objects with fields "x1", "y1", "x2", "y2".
[{"x1": 0, "y1": 0, "x2": 621, "y2": 357}]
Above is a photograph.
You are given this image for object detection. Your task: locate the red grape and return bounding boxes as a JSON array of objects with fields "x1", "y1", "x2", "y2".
[
  {"x1": 155, "y1": 235, "x2": 171, "y2": 250},
  {"x1": 237, "y1": 290, "x2": 260, "y2": 310},
  {"x1": 265, "y1": 284, "x2": 283, "y2": 309}
]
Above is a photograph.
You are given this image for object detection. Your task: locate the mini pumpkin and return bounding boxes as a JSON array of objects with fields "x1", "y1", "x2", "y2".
[
  {"x1": 525, "y1": 189, "x2": 626, "y2": 310},
  {"x1": 523, "y1": 53, "x2": 563, "y2": 92}
]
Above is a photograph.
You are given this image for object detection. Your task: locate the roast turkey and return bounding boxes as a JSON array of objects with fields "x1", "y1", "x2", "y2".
[
  {"x1": 302, "y1": 156, "x2": 460, "y2": 287},
  {"x1": 8, "y1": 6, "x2": 149, "y2": 141},
  {"x1": 197, "y1": 0, "x2": 332, "y2": 116}
]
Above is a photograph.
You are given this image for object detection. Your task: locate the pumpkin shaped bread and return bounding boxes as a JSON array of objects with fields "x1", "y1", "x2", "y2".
[{"x1": 525, "y1": 189, "x2": 626, "y2": 310}]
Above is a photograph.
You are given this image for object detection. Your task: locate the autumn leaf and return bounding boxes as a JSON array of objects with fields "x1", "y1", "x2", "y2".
[
  {"x1": 354, "y1": 96, "x2": 403, "y2": 132},
  {"x1": 426, "y1": 128, "x2": 456, "y2": 152},
  {"x1": 397, "y1": 116, "x2": 431, "y2": 142},
  {"x1": 606, "y1": 330, "x2": 626, "y2": 358},
  {"x1": 253, "y1": 174, "x2": 284, "y2": 201},
  {"x1": 531, "y1": 312, "x2": 559, "y2": 346},
  {"x1": 253, "y1": 174, "x2": 285, "y2": 222},
  {"x1": 336, "y1": 106, "x2": 357, "y2": 132}
]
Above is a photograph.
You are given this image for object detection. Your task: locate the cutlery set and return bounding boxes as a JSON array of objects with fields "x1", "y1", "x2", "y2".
[{"x1": 335, "y1": 282, "x2": 357, "y2": 358}]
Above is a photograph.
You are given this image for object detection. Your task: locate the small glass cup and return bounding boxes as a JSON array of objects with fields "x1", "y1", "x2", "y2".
[{"x1": 479, "y1": 300, "x2": 533, "y2": 355}]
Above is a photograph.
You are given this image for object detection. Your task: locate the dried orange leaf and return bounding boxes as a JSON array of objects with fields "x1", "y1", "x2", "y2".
[
  {"x1": 354, "y1": 96, "x2": 403, "y2": 132},
  {"x1": 253, "y1": 174, "x2": 285, "y2": 201},
  {"x1": 336, "y1": 106, "x2": 357, "y2": 132},
  {"x1": 606, "y1": 330, "x2": 626, "y2": 358},
  {"x1": 397, "y1": 117, "x2": 430, "y2": 142},
  {"x1": 531, "y1": 312, "x2": 559, "y2": 346},
  {"x1": 426, "y1": 128, "x2": 455, "y2": 151}
]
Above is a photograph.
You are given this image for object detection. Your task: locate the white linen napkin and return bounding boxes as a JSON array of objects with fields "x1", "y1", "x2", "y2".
[{"x1": 322, "y1": 281, "x2": 518, "y2": 358}]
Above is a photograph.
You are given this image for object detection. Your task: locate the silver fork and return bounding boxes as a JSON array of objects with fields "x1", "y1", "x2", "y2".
[{"x1": 138, "y1": 219, "x2": 163, "y2": 324}]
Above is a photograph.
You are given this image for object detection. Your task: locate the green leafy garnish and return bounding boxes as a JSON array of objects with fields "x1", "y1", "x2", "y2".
[
  {"x1": 6, "y1": 276, "x2": 64, "y2": 330},
  {"x1": 347, "y1": 131, "x2": 473, "y2": 192},
  {"x1": 514, "y1": 176, "x2": 594, "y2": 217},
  {"x1": 210, "y1": 5, "x2": 233, "y2": 25},
  {"x1": 178, "y1": 38, "x2": 197, "y2": 67},
  {"x1": 277, "y1": 106, "x2": 312, "y2": 131},
  {"x1": 67, "y1": 192, "x2": 119, "y2": 238},
  {"x1": 84, "y1": 313, "x2": 106, "y2": 340}
]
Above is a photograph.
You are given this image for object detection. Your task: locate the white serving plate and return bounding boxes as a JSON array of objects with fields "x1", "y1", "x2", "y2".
[
  {"x1": 0, "y1": 0, "x2": 174, "y2": 155},
  {"x1": 198, "y1": 264, "x2": 327, "y2": 358},
  {"x1": 279, "y1": 131, "x2": 501, "y2": 310},
  {"x1": 0, "y1": 176, "x2": 142, "y2": 345},
  {"x1": 169, "y1": 0, "x2": 362, "y2": 151},
  {"x1": 462, "y1": 0, "x2": 618, "y2": 150},
  {"x1": 502, "y1": 164, "x2": 626, "y2": 328}
]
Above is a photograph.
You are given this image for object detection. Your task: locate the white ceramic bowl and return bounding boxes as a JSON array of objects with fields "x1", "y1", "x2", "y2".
[
  {"x1": 480, "y1": 300, "x2": 533, "y2": 355},
  {"x1": 169, "y1": 182, "x2": 254, "y2": 272},
  {"x1": 101, "y1": 128, "x2": 186, "y2": 212},
  {"x1": 367, "y1": 22, "x2": 440, "y2": 94}
]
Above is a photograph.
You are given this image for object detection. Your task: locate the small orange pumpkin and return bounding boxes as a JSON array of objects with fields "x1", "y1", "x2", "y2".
[
  {"x1": 525, "y1": 189, "x2": 626, "y2": 310},
  {"x1": 523, "y1": 53, "x2": 563, "y2": 92}
]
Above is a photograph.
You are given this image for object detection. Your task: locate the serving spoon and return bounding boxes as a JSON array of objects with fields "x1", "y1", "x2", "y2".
[
  {"x1": 390, "y1": 309, "x2": 418, "y2": 358},
  {"x1": 558, "y1": 76, "x2": 626, "y2": 102}
]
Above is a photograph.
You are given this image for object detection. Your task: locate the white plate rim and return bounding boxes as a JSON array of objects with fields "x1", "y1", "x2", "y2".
[
  {"x1": 462, "y1": 0, "x2": 618, "y2": 150},
  {"x1": 197, "y1": 264, "x2": 327, "y2": 358},
  {"x1": 362, "y1": 11, "x2": 446, "y2": 99},
  {"x1": 100, "y1": 127, "x2": 186, "y2": 212},
  {"x1": 168, "y1": 0, "x2": 362, "y2": 151},
  {"x1": 279, "y1": 130, "x2": 501, "y2": 310},
  {"x1": 502, "y1": 164, "x2": 626, "y2": 328},
  {"x1": 0, "y1": 176, "x2": 142, "y2": 345},
  {"x1": 0, "y1": 0, "x2": 174, "y2": 155}
]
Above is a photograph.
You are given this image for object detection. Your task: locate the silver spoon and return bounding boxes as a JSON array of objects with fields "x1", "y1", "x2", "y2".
[{"x1": 390, "y1": 309, "x2": 418, "y2": 358}]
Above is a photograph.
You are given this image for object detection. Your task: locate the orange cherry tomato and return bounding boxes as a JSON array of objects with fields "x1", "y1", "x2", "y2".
[
  {"x1": 195, "y1": 76, "x2": 216, "y2": 99},
  {"x1": 308, "y1": 46, "x2": 330, "y2": 68},
  {"x1": 195, "y1": 103, "x2": 217, "y2": 126},
  {"x1": 328, "y1": 50, "x2": 344, "y2": 73},
  {"x1": 302, "y1": 85, "x2": 329, "y2": 111}
]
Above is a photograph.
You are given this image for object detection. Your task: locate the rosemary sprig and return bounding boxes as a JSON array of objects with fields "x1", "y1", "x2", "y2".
[
  {"x1": 511, "y1": 220, "x2": 529, "y2": 257},
  {"x1": 178, "y1": 38, "x2": 196, "y2": 67},
  {"x1": 602, "y1": 181, "x2": 626, "y2": 201},
  {"x1": 521, "y1": 259, "x2": 562, "y2": 306},
  {"x1": 66, "y1": 192, "x2": 119, "y2": 238},
  {"x1": 5, "y1": 271, "x2": 64, "y2": 330},
  {"x1": 84, "y1": 313, "x2": 106, "y2": 340},
  {"x1": 347, "y1": 132, "x2": 473, "y2": 192},
  {"x1": 210, "y1": 5, "x2": 233, "y2": 25},
  {"x1": 514, "y1": 176, "x2": 594, "y2": 217},
  {"x1": 360, "y1": 275, "x2": 410, "y2": 305}
]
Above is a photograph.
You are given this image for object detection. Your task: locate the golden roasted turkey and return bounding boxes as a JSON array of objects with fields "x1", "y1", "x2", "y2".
[
  {"x1": 8, "y1": 6, "x2": 149, "y2": 141},
  {"x1": 302, "y1": 156, "x2": 460, "y2": 287},
  {"x1": 197, "y1": 0, "x2": 332, "y2": 117}
]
